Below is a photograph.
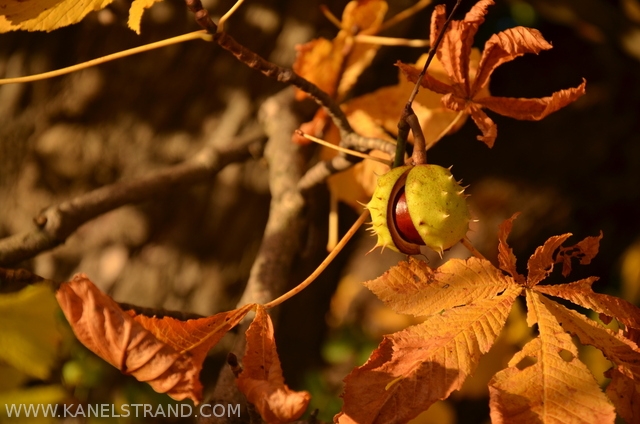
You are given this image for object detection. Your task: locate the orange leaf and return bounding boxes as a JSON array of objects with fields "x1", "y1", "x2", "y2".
[
  {"x1": 236, "y1": 305, "x2": 310, "y2": 424},
  {"x1": 554, "y1": 231, "x2": 603, "y2": 277},
  {"x1": 471, "y1": 27, "x2": 552, "y2": 95},
  {"x1": 534, "y1": 277, "x2": 640, "y2": 331},
  {"x1": 364, "y1": 256, "x2": 512, "y2": 317},
  {"x1": 538, "y1": 294, "x2": 640, "y2": 380},
  {"x1": 526, "y1": 233, "x2": 572, "y2": 288},
  {"x1": 605, "y1": 366, "x2": 640, "y2": 424},
  {"x1": 292, "y1": 0, "x2": 387, "y2": 101},
  {"x1": 401, "y1": 0, "x2": 585, "y2": 148},
  {"x1": 489, "y1": 291, "x2": 615, "y2": 423},
  {"x1": 475, "y1": 80, "x2": 587, "y2": 121},
  {"x1": 56, "y1": 274, "x2": 254, "y2": 404},
  {"x1": 336, "y1": 285, "x2": 521, "y2": 424},
  {"x1": 497, "y1": 213, "x2": 525, "y2": 284}
]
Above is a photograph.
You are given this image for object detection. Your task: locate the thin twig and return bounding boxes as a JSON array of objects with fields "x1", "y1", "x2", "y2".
[
  {"x1": 461, "y1": 237, "x2": 488, "y2": 261},
  {"x1": 0, "y1": 31, "x2": 212, "y2": 86},
  {"x1": 184, "y1": 0, "x2": 354, "y2": 139},
  {"x1": 297, "y1": 130, "x2": 391, "y2": 165},
  {"x1": 263, "y1": 209, "x2": 369, "y2": 309},
  {"x1": 407, "y1": 0, "x2": 462, "y2": 105},
  {"x1": 0, "y1": 129, "x2": 266, "y2": 266},
  {"x1": 377, "y1": 0, "x2": 434, "y2": 33},
  {"x1": 396, "y1": 0, "x2": 462, "y2": 166}
]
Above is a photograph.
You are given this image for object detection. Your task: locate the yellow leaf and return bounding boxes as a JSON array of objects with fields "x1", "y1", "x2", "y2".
[
  {"x1": 534, "y1": 277, "x2": 640, "y2": 331},
  {"x1": 128, "y1": 0, "x2": 162, "y2": 34},
  {"x1": 337, "y1": 285, "x2": 521, "y2": 424},
  {"x1": 488, "y1": 291, "x2": 615, "y2": 423},
  {"x1": 538, "y1": 293, "x2": 640, "y2": 380},
  {"x1": 0, "y1": 385, "x2": 68, "y2": 424},
  {"x1": 605, "y1": 366, "x2": 640, "y2": 424},
  {"x1": 0, "y1": 283, "x2": 62, "y2": 379},
  {"x1": 0, "y1": 0, "x2": 114, "y2": 32},
  {"x1": 364, "y1": 257, "x2": 514, "y2": 317}
]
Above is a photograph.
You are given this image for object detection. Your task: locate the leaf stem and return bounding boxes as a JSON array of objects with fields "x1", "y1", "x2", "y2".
[
  {"x1": 462, "y1": 237, "x2": 487, "y2": 261},
  {"x1": 0, "y1": 31, "x2": 212, "y2": 86},
  {"x1": 296, "y1": 130, "x2": 391, "y2": 165},
  {"x1": 262, "y1": 209, "x2": 369, "y2": 309}
]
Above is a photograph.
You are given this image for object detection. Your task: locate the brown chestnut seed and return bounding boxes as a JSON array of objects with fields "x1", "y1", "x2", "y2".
[{"x1": 393, "y1": 190, "x2": 424, "y2": 246}]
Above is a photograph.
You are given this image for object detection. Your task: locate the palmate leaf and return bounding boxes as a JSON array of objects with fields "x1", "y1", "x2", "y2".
[
  {"x1": 336, "y1": 285, "x2": 522, "y2": 424},
  {"x1": 339, "y1": 211, "x2": 640, "y2": 423},
  {"x1": 488, "y1": 291, "x2": 616, "y2": 423}
]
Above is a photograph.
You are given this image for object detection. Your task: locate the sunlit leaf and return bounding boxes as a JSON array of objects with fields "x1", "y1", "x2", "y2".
[
  {"x1": 488, "y1": 291, "x2": 615, "y2": 423},
  {"x1": 56, "y1": 274, "x2": 254, "y2": 404},
  {"x1": 337, "y1": 285, "x2": 521, "y2": 424},
  {"x1": 237, "y1": 306, "x2": 310, "y2": 424}
]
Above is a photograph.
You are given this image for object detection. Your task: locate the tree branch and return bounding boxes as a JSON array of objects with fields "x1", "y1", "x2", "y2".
[
  {"x1": 0, "y1": 128, "x2": 266, "y2": 266},
  {"x1": 204, "y1": 87, "x2": 308, "y2": 423}
]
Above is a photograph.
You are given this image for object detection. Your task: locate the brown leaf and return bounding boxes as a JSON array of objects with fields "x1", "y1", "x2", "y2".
[
  {"x1": 364, "y1": 256, "x2": 512, "y2": 317},
  {"x1": 237, "y1": 306, "x2": 310, "y2": 424},
  {"x1": 489, "y1": 291, "x2": 615, "y2": 423},
  {"x1": 538, "y1": 293, "x2": 640, "y2": 380},
  {"x1": 496, "y1": 213, "x2": 525, "y2": 284},
  {"x1": 56, "y1": 274, "x2": 254, "y2": 404},
  {"x1": 336, "y1": 285, "x2": 521, "y2": 424},
  {"x1": 554, "y1": 231, "x2": 603, "y2": 277},
  {"x1": 526, "y1": 233, "x2": 572, "y2": 287},
  {"x1": 605, "y1": 366, "x2": 640, "y2": 424},
  {"x1": 476, "y1": 79, "x2": 587, "y2": 122},
  {"x1": 400, "y1": 0, "x2": 586, "y2": 148},
  {"x1": 292, "y1": 0, "x2": 387, "y2": 101},
  {"x1": 534, "y1": 277, "x2": 640, "y2": 331},
  {"x1": 471, "y1": 27, "x2": 552, "y2": 95}
]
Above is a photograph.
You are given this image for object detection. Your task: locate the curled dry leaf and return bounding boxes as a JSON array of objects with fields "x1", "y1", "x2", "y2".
[
  {"x1": 236, "y1": 306, "x2": 310, "y2": 424},
  {"x1": 55, "y1": 274, "x2": 254, "y2": 404},
  {"x1": 398, "y1": 0, "x2": 586, "y2": 147}
]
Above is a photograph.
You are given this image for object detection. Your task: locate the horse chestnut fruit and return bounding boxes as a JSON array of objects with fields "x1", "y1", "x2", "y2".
[{"x1": 366, "y1": 165, "x2": 470, "y2": 255}]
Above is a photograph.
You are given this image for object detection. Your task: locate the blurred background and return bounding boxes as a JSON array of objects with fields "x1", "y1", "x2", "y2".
[{"x1": 1, "y1": 0, "x2": 640, "y2": 422}]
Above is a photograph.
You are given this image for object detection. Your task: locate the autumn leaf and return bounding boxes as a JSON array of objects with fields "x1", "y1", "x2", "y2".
[
  {"x1": 605, "y1": 366, "x2": 640, "y2": 424},
  {"x1": 339, "y1": 211, "x2": 640, "y2": 423},
  {"x1": 337, "y1": 285, "x2": 522, "y2": 424},
  {"x1": 364, "y1": 256, "x2": 511, "y2": 317},
  {"x1": 293, "y1": 0, "x2": 387, "y2": 102},
  {"x1": 236, "y1": 305, "x2": 310, "y2": 424},
  {"x1": 488, "y1": 291, "x2": 615, "y2": 424},
  {"x1": 0, "y1": 0, "x2": 160, "y2": 33},
  {"x1": 398, "y1": 0, "x2": 586, "y2": 147},
  {"x1": 56, "y1": 274, "x2": 254, "y2": 404}
]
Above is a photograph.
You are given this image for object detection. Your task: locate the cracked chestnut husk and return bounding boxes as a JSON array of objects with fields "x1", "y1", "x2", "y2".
[{"x1": 366, "y1": 164, "x2": 470, "y2": 255}]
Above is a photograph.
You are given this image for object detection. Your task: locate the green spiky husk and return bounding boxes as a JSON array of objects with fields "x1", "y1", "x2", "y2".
[{"x1": 366, "y1": 164, "x2": 470, "y2": 254}]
